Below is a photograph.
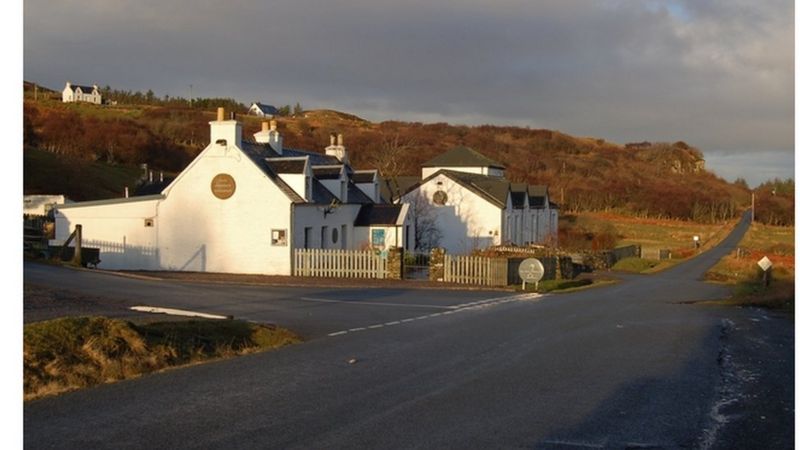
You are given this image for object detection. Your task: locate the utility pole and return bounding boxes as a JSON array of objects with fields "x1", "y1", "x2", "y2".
[{"x1": 751, "y1": 190, "x2": 755, "y2": 224}]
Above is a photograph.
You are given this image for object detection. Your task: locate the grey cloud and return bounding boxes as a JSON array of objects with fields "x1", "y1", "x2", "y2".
[{"x1": 24, "y1": 0, "x2": 793, "y2": 182}]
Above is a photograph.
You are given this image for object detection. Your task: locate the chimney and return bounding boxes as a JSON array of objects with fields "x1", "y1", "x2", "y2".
[
  {"x1": 209, "y1": 106, "x2": 242, "y2": 148},
  {"x1": 254, "y1": 120, "x2": 283, "y2": 154},
  {"x1": 325, "y1": 132, "x2": 348, "y2": 163}
]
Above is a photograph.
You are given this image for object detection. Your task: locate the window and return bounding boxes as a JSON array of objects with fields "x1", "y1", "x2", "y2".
[
  {"x1": 371, "y1": 229, "x2": 386, "y2": 247},
  {"x1": 321, "y1": 226, "x2": 328, "y2": 249},
  {"x1": 432, "y1": 190, "x2": 448, "y2": 206},
  {"x1": 304, "y1": 227, "x2": 312, "y2": 249},
  {"x1": 332, "y1": 227, "x2": 339, "y2": 244},
  {"x1": 271, "y1": 229, "x2": 287, "y2": 246}
]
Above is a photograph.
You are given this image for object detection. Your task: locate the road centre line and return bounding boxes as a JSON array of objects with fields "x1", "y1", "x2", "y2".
[
  {"x1": 299, "y1": 297, "x2": 459, "y2": 310},
  {"x1": 326, "y1": 292, "x2": 544, "y2": 337}
]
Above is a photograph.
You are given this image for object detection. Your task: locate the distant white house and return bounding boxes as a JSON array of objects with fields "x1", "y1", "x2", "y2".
[
  {"x1": 23, "y1": 195, "x2": 71, "y2": 216},
  {"x1": 62, "y1": 82, "x2": 102, "y2": 104},
  {"x1": 248, "y1": 102, "x2": 280, "y2": 118},
  {"x1": 53, "y1": 109, "x2": 412, "y2": 274},
  {"x1": 399, "y1": 147, "x2": 558, "y2": 254}
]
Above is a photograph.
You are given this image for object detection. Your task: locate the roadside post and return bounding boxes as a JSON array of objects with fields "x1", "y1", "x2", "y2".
[
  {"x1": 758, "y1": 256, "x2": 773, "y2": 288},
  {"x1": 693, "y1": 235, "x2": 700, "y2": 249},
  {"x1": 519, "y1": 258, "x2": 545, "y2": 291}
]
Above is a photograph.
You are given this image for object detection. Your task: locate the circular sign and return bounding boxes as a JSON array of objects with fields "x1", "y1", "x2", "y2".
[
  {"x1": 519, "y1": 258, "x2": 545, "y2": 283},
  {"x1": 211, "y1": 174, "x2": 236, "y2": 199}
]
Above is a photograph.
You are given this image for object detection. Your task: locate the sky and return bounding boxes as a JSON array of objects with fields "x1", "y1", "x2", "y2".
[{"x1": 23, "y1": 0, "x2": 795, "y2": 186}]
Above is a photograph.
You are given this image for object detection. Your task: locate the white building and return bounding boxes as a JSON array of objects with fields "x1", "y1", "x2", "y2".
[
  {"x1": 53, "y1": 109, "x2": 411, "y2": 275},
  {"x1": 248, "y1": 102, "x2": 279, "y2": 118},
  {"x1": 62, "y1": 82, "x2": 102, "y2": 104},
  {"x1": 24, "y1": 195, "x2": 71, "y2": 217},
  {"x1": 400, "y1": 146, "x2": 558, "y2": 255}
]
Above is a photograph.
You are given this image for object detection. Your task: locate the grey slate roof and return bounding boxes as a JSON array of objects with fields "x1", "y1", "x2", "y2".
[
  {"x1": 283, "y1": 148, "x2": 341, "y2": 166},
  {"x1": 439, "y1": 170, "x2": 509, "y2": 208},
  {"x1": 346, "y1": 180, "x2": 373, "y2": 204},
  {"x1": 267, "y1": 159, "x2": 306, "y2": 174},
  {"x1": 354, "y1": 204, "x2": 404, "y2": 226},
  {"x1": 311, "y1": 179, "x2": 338, "y2": 205},
  {"x1": 72, "y1": 84, "x2": 96, "y2": 93},
  {"x1": 251, "y1": 103, "x2": 279, "y2": 115},
  {"x1": 422, "y1": 146, "x2": 505, "y2": 169},
  {"x1": 351, "y1": 171, "x2": 377, "y2": 184},
  {"x1": 528, "y1": 185, "x2": 549, "y2": 208},
  {"x1": 380, "y1": 176, "x2": 421, "y2": 203},
  {"x1": 239, "y1": 142, "x2": 306, "y2": 203},
  {"x1": 241, "y1": 140, "x2": 374, "y2": 206},
  {"x1": 312, "y1": 166, "x2": 343, "y2": 180}
]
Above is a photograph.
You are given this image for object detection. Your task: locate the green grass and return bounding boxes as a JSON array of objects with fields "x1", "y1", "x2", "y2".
[
  {"x1": 24, "y1": 317, "x2": 301, "y2": 400},
  {"x1": 518, "y1": 278, "x2": 593, "y2": 293},
  {"x1": 611, "y1": 257, "x2": 661, "y2": 273},
  {"x1": 24, "y1": 148, "x2": 143, "y2": 201},
  {"x1": 573, "y1": 212, "x2": 736, "y2": 258},
  {"x1": 705, "y1": 223, "x2": 794, "y2": 311}
]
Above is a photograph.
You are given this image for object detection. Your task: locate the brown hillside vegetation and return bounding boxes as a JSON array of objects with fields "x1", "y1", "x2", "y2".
[{"x1": 23, "y1": 84, "x2": 790, "y2": 224}]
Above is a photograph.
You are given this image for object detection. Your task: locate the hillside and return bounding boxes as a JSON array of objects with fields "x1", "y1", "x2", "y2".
[{"x1": 23, "y1": 82, "x2": 790, "y2": 224}]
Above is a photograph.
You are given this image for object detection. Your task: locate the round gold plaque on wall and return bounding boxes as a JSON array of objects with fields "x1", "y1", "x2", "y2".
[{"x1": 211, "y1": 174, "x2": 236, "y2": 199}]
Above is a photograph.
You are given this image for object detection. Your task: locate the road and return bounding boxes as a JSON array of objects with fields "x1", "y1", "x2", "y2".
[{"x1": 24, "y1": 212, "x2": 794, "y2": 449}]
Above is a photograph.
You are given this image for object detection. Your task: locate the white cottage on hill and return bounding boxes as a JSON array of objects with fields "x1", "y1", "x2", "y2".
[
  {"x1": 62, "y1": 82, "x2": 102, "y2": 104},
  {"x1": 54, "y1": 109, "x2": 411, "y2": 275},
  {"x1": 399, "y1": 146, "x2": 558, "y2": 254}
]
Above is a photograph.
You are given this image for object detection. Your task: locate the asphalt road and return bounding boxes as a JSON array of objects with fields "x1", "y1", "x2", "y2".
[{"x1": 23, "y1": 212, "x2": 794, "y2": 449}]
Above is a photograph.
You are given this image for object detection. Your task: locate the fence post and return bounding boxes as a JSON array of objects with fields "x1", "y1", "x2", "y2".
[
  {"x1": 387, "y1": 247, "x2": 404, "y2": 280},
  {"x1": 430, "y1": 248, "x2": 446, "y2": 282}
]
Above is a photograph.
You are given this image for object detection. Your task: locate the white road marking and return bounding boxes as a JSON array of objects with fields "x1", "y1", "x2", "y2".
[
  {"x1": 325, "y1": 292, "x2": 545, "y2": 337},
  {"x1": 299, "y1": 297, "x2": 458, "y2": 309},
  {"x1": 130, "y1": 306, "x2": 229, "y2": 320}
]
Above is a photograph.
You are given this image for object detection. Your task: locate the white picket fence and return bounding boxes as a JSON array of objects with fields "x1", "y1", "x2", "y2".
[
  {"x1": 294, "y1": 248, "x2": 387, "y2": 279},
  {"x1": 443, "y1": 254, "x2": 507, "y2": 286}
]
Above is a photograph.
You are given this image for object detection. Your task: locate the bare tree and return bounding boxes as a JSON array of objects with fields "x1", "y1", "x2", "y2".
[
  {"x1": 405, "y1": 191, "x2": 442, "y2": 251},
  {"x1": 369, "y1": 133, "x2": 415, "y2": 178}
]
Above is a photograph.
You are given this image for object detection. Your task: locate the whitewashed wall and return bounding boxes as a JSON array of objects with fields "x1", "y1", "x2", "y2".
[
  {"x1": 55, "y1": 197, "x2": 161, "y2": 269},
  {"x1": 352, "y1": 225, "x2": 407, "y2": 250},
  {"x1": 156, "y1": 141, "x2": 294, "y2": 274},
  {"x1": 403, "y1": 173, "x2": 502, "y2": 255},
  {"x1": 292, "y1": 204, "x2": 361, "y2": 250}
]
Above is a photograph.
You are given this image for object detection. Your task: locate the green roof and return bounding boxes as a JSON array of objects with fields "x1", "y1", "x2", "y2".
[{"x1": 422, "y1": 146, "x2": 505, "y2": 169}]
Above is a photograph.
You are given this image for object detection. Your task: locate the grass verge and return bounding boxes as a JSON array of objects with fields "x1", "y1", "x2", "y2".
[
  {"x1": 611, "y1": 257, "x2": 661, "y2": 273},
  {"x1": 24, "y1": 316, "x2": 301, "y2": 401},
  {"x1": 705, "y1": 223, "x2": 794, "y2": 311}
]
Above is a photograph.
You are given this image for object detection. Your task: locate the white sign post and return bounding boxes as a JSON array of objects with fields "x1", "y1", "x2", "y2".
[
  {"x1": 519, "y1": 258, "x2": 545, "y2": 291},
  {"x1": 758, "y1": 256, "x2": 773, "y2": 287}
]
